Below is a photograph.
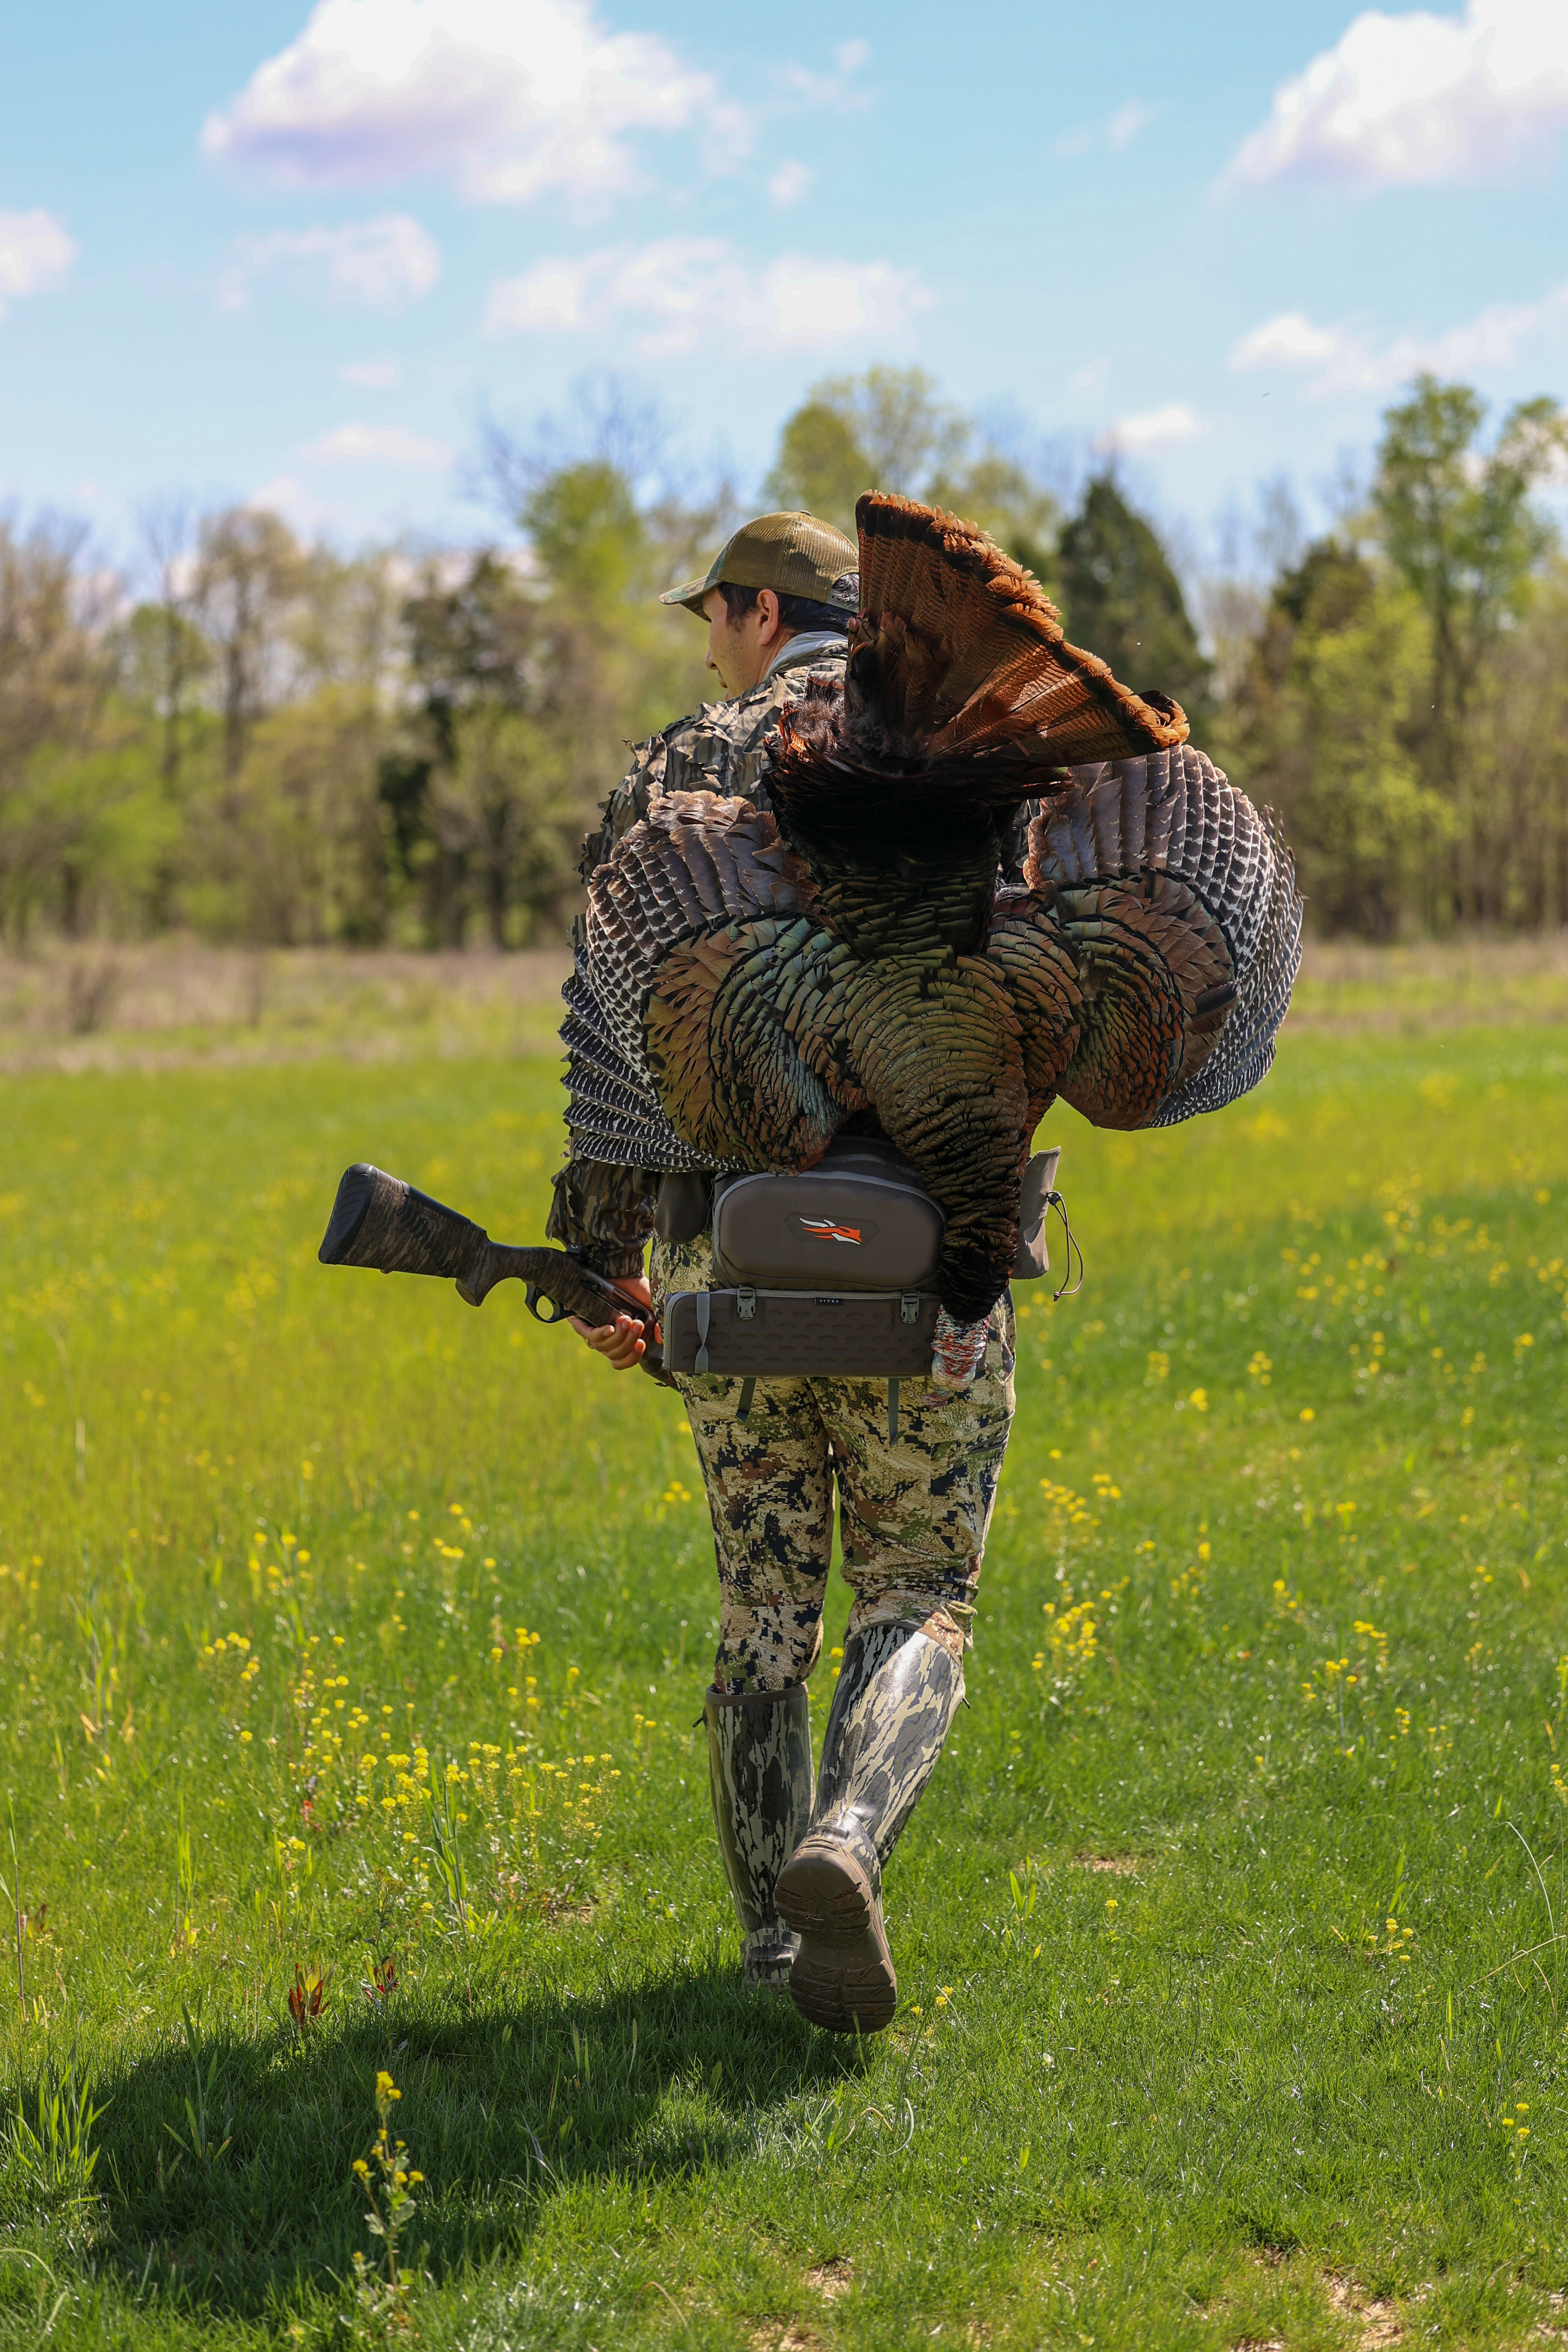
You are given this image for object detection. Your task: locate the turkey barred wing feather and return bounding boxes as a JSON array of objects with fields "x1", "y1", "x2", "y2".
[
  {"x1": 1038, "y1": 749, "x2": 1278, "y2": 975},
  {"x1": 583, "y1": 794, "x2": 815, "y2": 1074},
  {"x1": 1152, "y1": 807, "x2": 1301, "y2": 1123},
  {"x1": 1020, "y1": 748, "x2": 1302, "y2": 1127},
  {"x1": 560, "y1": 972, "x2": 707, "y2": 1169},
  {"x1": 563, "y1": 794, "x2": 818, "y2": 1173}
]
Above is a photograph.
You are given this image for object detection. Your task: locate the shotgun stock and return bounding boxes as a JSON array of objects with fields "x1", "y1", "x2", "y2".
[{"x1": 318, "y1": 1164, "x2": 663, "y2": 1370}]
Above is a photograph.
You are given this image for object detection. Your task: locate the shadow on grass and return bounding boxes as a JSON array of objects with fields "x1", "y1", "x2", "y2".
[{"x1": 83, "y1": 1948, "x2": 852, "y2": 2319}]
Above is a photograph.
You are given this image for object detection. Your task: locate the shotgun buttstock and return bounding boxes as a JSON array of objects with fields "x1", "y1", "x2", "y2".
[
  {"x1": 318, "y1": 1167, "x2": 662, "y2": 1367},
  {"x1": 318, "y1": 1164, "x2": 487, "y2": 1283}
]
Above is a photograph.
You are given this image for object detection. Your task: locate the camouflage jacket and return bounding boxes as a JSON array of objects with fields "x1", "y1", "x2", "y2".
[
  {"x1": 547, "y1": 636, "x2": 1039, "y2": 1278},
  {"x1": 575, "y1": 637, "x2": 848, "y2": 884}
]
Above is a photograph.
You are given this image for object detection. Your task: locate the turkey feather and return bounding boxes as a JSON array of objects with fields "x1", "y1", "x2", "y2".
[{"x1": 557, "y1": 494, "x2": 1302, "y2": 1330}]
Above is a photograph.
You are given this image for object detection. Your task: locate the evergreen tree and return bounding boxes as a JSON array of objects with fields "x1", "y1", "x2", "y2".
[{"x1": 1057, "y1": 475, "x2": 1211, "y2": 732}]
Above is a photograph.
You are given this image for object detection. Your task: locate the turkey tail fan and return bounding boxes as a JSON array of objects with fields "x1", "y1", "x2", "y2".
[
  {"x1": 848, "y1": 493, "x2": 1191, "y2": 766},
  {"x1": 1025, "y1": 746, "x2": 1303, "y2": 1125}
]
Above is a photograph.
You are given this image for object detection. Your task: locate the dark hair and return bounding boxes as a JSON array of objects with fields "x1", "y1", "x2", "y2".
[{"x1": 717, "y1": 581, "x2": 853, "y2": 636}]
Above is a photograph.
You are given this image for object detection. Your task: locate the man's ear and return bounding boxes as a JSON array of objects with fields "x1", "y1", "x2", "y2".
[{"x1": 754, "y1": 588, "x2": 784, "y2": 643}]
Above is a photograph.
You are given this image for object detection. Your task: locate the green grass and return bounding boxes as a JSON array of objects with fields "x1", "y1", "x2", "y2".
[{"x1": 2, "y1": 1015, "x2": 1567, "y2": 2349}]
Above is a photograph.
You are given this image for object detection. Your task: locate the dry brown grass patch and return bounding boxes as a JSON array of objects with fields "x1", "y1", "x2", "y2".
[
  {"x1": 1289, "y1": 934, "x2": 1568, "y2": 1033},
  {"x1": 804, "y1": 2258, "x2": 852, "y2": 2301},
  {"x1": 0, "y1": 942, "x2": 572, "y2": 1071},
  {"x1": 1324, "y1": 2272, "x2": 1403, "y2": 2347}
]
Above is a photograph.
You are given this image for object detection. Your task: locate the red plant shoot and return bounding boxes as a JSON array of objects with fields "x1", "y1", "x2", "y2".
[{"x1": 287, "y1": 1962, "x2": 331, "y2": 2028}]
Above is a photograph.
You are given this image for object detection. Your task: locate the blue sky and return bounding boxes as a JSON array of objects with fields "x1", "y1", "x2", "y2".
[{"x1": 5, "y1": 0, "x2": 1568, "y2": 566}]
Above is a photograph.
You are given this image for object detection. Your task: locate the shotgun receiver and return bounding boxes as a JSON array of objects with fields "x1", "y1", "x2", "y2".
[{"x1": 318, "y1": 1163, "x2": 662, "y2": 1370}]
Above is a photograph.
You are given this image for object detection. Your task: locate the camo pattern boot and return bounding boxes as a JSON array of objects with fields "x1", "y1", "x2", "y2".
[
  {"x1": 704, "y1": 1682, "x2": 814, "y2": 1993},
  {"x1": 775, "y1": 1625, "x2": 963, "y2": 2034}
]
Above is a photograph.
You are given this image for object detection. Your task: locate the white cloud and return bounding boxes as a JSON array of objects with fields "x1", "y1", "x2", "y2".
[
  {"x1": 1230, "y1": 310, "x2": 1344, "y2": 370},
  {"x1": 219, "y1": 214, "x2": 440, "y2": 311},
  {"x1": 338, "y1": 355, "x2": 402, "y2": 386},
  {"x1": 484, "y1": 238, "x2": 932, "y2": 354},
  {"x1": 777, "y1": 38, "x2": 871, "y2": 110},
  {"x1": 1225, "y1": 0, "x2": 1568, "y2": 191},
  {"x1": 1067, "y1": 356, "x2": 1109, "y2": 398},
  {"x1": 0, "y1": 208, "x2": 77, "y2": 318},
  {"x1": 1055, "y1": 98, "x2": 1157, "y2": 161},
  {"x1": 203, "y1": 0, "x2": 745, "y2": 203},
  {"x1": 1096, "y1": 402, "x2": 1203, "y2": 453},
  {"x1": 247, "y1": 473, "x2": 335, "y2": 530},
  {"x1": 1106, "y1": 99, "x2": 1157, "y2": 151},
  {"x1": 1229, "y1": 280, "x2": 1568, "y2": 394},
  {"x1": 768, "y1": 159, "x2": 813, "y2": 207},
  {"x1": 301, "y1": 421, "x2": 453, "y2": 464}
]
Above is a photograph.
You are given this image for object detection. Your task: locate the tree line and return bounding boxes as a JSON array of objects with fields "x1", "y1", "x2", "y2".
[{"x1": 3, "y1": 369, "x2": 1565, "y2": 949}]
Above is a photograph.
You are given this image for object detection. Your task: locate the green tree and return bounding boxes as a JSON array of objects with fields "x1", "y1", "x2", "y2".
[
  {"x1": 1372, "y1": 376, "x2": 1568, "y2": 781},
  {"x1": 765, "y1": 367, "x2": 968, "y2": 536},
  {"x1": 0, "y1": 516, "x2": 122, "y2": 941},
  {"x1": 391, "y1": 430, "x2": 717, "y2": 946},
  {"x1": 1221, "y1": 539, "x2": 1446, "y2": 938},
  {"x1": 1451, "y1": 554, "x2": 1568, "y2": 928},
  {"x1": 395, "y1": 550, "x2": 558, "y2": 948},
  {"x1": 193, "y1": 507, "x2": 302, "y2": 780},
  {"x1": 766, "y1": 367, "x2": 1060, "y2": 583},
  {"x1": 765, "y1": 398, "x2": 866, "y2": 539},
  {"x1": 1056, "y1": 475, "x2": 1212, "y2": 730},
  {"x1": 931, "y1": 448, "x2": 1058, "y2": 588}
]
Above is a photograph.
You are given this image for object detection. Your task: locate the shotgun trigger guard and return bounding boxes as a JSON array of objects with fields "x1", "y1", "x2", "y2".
[{"x1": 525, "y1": 1283, "x2": 570, "y2": 1325}]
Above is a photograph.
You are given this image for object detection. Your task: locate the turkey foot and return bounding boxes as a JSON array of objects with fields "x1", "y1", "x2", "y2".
[{"x1": 775, "y1": 1837, "x2": 897, "y2": 2035}]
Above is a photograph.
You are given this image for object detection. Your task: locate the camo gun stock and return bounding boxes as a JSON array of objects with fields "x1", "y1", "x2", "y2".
[{"x1": 317, "y1": 1163, "x2": 663, "y2": 1371}]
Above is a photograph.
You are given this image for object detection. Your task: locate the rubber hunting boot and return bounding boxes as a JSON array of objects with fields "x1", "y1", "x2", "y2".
[
  {"x1": 704, "y1": 1682, "x2": 813, "y2": 1993},
  {"x1": 775, "y1": 1624, "x2": 963, "y2": 2034}
]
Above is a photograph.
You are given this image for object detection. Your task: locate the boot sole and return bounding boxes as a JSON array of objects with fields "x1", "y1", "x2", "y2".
[{"x1": 775, "y1": 1842, "x2": 897, "y2": 2034}]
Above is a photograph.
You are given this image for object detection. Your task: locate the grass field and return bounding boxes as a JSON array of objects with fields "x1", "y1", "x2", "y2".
[{"x1": 2, "y1": 975, "x2": 1567, "y2": 2349}]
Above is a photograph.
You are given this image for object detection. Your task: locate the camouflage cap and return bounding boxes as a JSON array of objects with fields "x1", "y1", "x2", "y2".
[{"x1": 659, "y1": 510, "x2": 859, "y2": 619}]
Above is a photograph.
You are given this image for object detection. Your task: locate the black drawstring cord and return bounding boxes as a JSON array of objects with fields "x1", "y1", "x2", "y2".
[{"x1": 1048, "y1": 1191, "x2": 1085, "y2": 1302}]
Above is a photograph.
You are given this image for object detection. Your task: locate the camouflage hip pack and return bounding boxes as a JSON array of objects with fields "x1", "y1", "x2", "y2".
[{"x1": 662, "y1": 1139, "x2": 1067, "y2": 1432}]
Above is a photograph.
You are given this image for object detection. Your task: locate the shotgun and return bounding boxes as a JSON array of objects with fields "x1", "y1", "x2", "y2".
[{"x1": 317, "y1": 1164, "x2": 663, "y2": 1373}]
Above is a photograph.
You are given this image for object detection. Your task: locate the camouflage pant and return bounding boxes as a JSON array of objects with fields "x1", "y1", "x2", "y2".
[{"x1": 652, "y1": 1235, "x2": 1016, "y2": 1696}]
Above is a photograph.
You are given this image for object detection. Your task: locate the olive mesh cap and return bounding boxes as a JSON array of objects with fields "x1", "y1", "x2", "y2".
[{"x1": 659, "y1": 510, "x2": 859, "y2": 619}]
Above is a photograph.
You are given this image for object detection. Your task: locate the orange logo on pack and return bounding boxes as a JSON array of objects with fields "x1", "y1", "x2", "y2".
[{"x1": 800, "y1": 1217, "x2": 862, "y2": 1245}]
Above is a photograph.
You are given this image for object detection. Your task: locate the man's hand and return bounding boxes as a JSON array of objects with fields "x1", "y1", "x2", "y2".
[{"x1": 570, "y1": 1275, "x2": 657, "y2": 1372}]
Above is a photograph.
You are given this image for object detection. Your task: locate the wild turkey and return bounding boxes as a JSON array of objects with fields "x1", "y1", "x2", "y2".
[{"x1": 563, "y1": 493, "x2": 1302, "y2": 1345}]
